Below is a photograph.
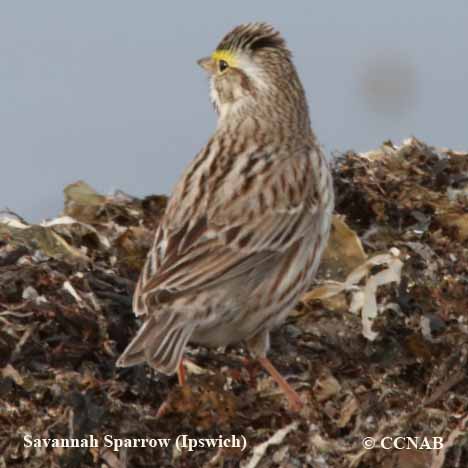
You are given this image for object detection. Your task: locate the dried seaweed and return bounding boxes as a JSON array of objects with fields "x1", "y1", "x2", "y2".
[{"x1": 1, "y1": 139, "x2": 467, "y2": 467}]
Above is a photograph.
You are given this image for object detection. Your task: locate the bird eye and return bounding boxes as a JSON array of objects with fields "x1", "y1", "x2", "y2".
[{"x1": 218, "y1": 60, "x2": 229, "y2": 72}]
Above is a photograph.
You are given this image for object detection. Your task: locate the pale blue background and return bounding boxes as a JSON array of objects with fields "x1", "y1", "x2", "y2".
[{"x1": 1, "y1": 1, "x2": 467, "y2": 221}]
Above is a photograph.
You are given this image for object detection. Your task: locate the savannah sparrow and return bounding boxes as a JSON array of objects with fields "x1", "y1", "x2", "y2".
[{"x1": 117, "y1": 23, "x2": 334, "y2": 410}]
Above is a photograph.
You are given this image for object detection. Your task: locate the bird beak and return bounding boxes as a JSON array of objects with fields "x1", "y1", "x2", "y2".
[{"x1": 197, "y1": 56, "x2": 216, "y2": 75}]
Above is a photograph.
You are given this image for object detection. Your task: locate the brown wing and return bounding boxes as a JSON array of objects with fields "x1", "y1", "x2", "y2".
[{"x1": 138, "y1": 153, "x2": 319, "y2": 307}]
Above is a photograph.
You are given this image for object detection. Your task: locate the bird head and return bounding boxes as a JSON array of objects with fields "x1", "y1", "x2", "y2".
[{"x1": 198, "y1": 23, "x2": 307, "y2": 125}]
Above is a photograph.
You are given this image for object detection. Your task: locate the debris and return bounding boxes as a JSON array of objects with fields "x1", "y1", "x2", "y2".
[
  {"x1": 241, "y1": 422, "x2": 298, "y2": 468},
  {"x1": 1, "y1": 139, "x2": 467, "y2": 467},
  {"x1": 430, "y1": 413, "x2": 468, "y2": 468},
  {"x1": 313, "y1": 371, "x2": 342, "y2": 402},
  {"x1": 305, "y1": 249, "x2": 403, "y2": 340}
]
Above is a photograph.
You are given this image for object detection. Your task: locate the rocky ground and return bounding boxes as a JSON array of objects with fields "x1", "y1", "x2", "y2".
[{"x1": 1, "y1": 138, "x2": 467, "y2": 467}]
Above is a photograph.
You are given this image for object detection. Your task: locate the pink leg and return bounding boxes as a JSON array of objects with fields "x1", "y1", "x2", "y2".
[
  {"x1": 258, "y1": 356, "x2": 303, "y2": 412},
  {"x1": 177, "y1": 359, "x2": 186, "y2": 386}
]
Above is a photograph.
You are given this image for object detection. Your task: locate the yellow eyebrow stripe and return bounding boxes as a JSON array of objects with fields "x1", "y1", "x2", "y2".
[{"x1": 212, "y1": 50, "x2": 237, "y2": 66}]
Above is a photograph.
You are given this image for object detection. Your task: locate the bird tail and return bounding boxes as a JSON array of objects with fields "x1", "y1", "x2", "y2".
[{"x1": 116, "y1": 313, "x2": 194, "y2": 375}]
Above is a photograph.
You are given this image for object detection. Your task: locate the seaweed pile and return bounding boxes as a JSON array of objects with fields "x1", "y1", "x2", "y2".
[{"x1": 1, "y1": 138, "x2": 467, "y2": 467}]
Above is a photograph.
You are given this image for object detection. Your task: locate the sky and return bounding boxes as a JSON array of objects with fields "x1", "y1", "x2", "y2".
[{"x1": 1, "y1": 1, "x2": 467, "y2": 221}]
